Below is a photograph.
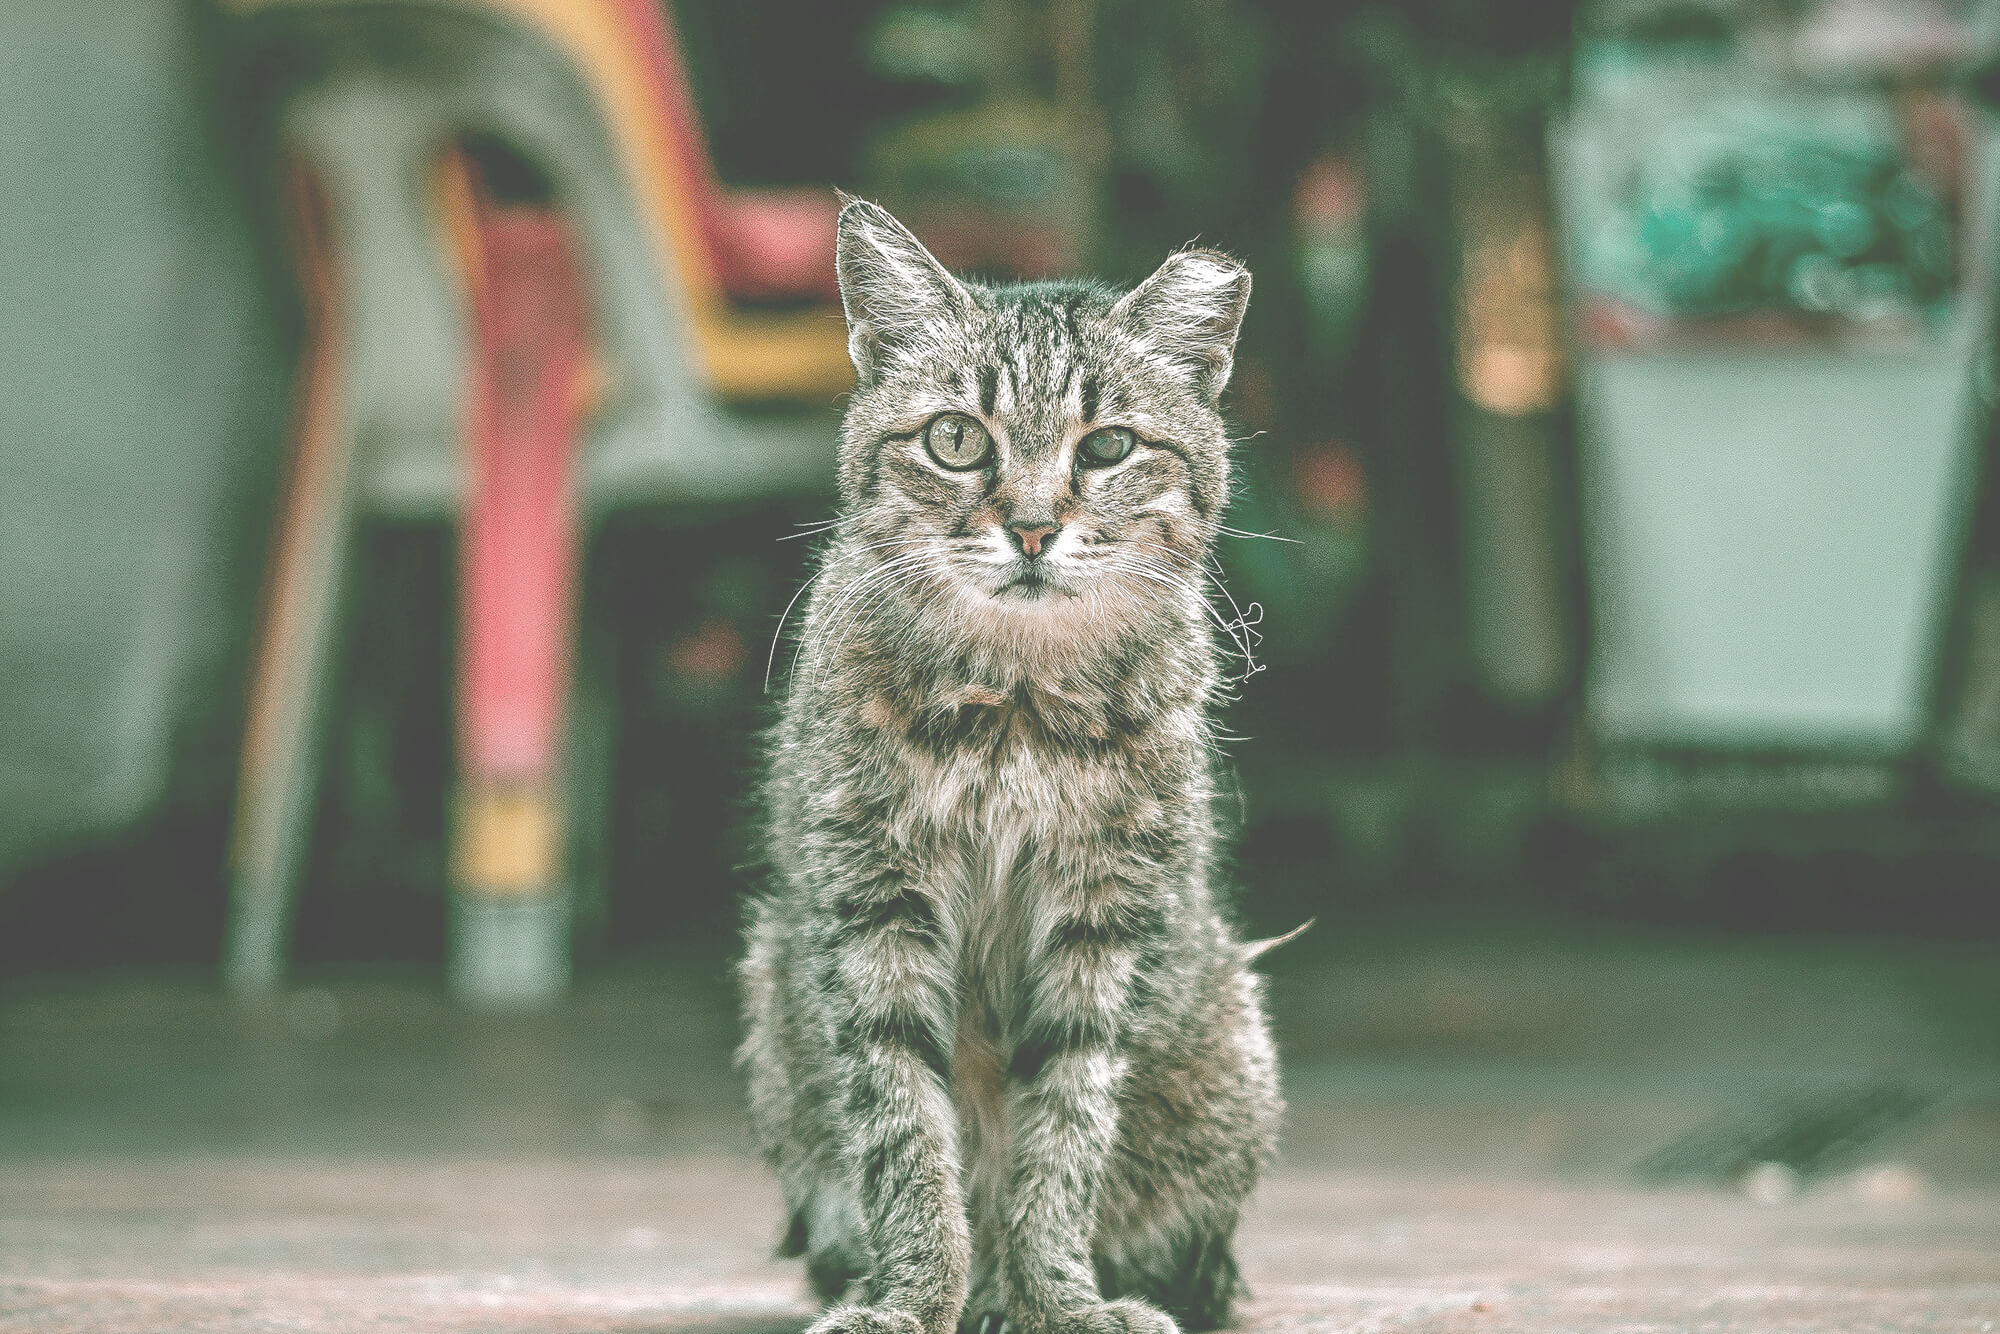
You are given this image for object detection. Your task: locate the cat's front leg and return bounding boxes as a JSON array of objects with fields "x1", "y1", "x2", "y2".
[
  {"x1": 995, "y1": 878, "x2": 1178, "y2": 1334},
  {"x1": 809, "y1": 866, "x2": 970, "y2": 1334}
]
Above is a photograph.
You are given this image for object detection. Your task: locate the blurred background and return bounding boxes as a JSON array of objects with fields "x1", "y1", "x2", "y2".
[{"x1": 4, "y1": 1, "x2": 2000, "y2": 1329}]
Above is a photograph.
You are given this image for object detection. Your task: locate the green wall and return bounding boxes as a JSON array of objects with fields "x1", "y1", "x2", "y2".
[{"x1": 0, "y1": 1, "x2": 285, "y2": 879}]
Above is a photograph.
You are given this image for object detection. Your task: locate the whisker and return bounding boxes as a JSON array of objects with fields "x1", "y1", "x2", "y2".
[
  {"x1": 792, "y1": 549, "x2": 936, "y2": 692},
  {"x1": 825, "y1": 555, "x2": 942, "y2": 672},
  {"x1": 1126, "y1": 542, "x2": 1266, "y2": 676},
  {"x1": 765, "y1": 569, "x2": 823, "y2": 694},
  {"x1": 1216, "y1": 524, "x2": 1300, "y2": 545},
  {"x1": 784, "y1": 548, "x2": 932, "y2": 696},
  {"x1": 1103, "y1": 550, "x2": 1264, "y2": 681},
  {"x1": 764, "y1": 537, "x2": 939, "y2": 693},
  {"x1": 777, "y1": 523, "x2": 842, "y2": 542},
  {"x1": 775, "y1": 511, "x2": 863, "y2": 543},
  {"x1": 1137, "y1": 542, "x2": 1260, "y2": 636}
]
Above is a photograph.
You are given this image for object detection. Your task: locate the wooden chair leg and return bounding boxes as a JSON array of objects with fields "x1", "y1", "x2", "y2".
[{"x1": 226, "y1": 163, "x2": 355, "y2": 994}]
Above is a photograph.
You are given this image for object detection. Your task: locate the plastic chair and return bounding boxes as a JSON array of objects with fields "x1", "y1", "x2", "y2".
[{"x1": 223, "y1": 0, "x2": 852, "y2": 1005}]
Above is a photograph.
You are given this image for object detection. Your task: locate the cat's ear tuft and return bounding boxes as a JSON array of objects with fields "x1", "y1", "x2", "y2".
[
  {"x1": 1111, "y1": 247, "x2": 1251, "y2": 403},
  {"x1": 835, "y1": 197, "x2": 973, "y2": 385}
]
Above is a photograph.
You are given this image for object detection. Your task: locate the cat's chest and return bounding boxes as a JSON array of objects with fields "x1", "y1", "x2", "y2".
[
  {"x1": 944, "y1": 794, "x2": 1037, "y2": 1038},
  {"x1": 857, "y1": 682, "x2": 1180, "y2": 979},
  {"x1": 932, "y1": 741, "x2": 1068, "y2": 933},
  {"x1": 886, "y1": 689, "x2": 1117, "y2": 835},
  {"x1": 935, "y1": 721, "x2": 1139, "y2": 1010}
]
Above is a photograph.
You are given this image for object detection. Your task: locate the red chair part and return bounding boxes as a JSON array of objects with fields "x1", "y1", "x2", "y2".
[
  {"x1": 457, "y1": 188, "x2": 589, "y2": 784},
  {"x1": 609, "y1": 0, "x2": 839, "y2": 304}
]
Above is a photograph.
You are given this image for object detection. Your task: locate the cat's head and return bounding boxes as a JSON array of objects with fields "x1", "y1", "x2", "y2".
[{"x1": 830, "y1": 199, "x2": 1249, "y2": 620}]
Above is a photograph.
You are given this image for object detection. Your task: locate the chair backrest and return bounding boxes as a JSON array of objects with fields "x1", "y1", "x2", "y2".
[
  {"x1": 450, "y1": 0, "x2": 734, "y2": 318},
  {"x1": 230, "y1": 0, "x2": 853, "y2": 408},
  {"x1": 450, "y1": 0, "x2": 851, "y2": 399},
  {"x1": 603, "y1": 0, "x2": 734, "y2": 286},
  {"x1": 229, "y1": 0, "x2": 739, "y2": 306}
]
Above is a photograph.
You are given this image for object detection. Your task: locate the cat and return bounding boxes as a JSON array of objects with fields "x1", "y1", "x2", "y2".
[{"x1": 738, "y1": 198, "x2": 1281, "y2": 1334}]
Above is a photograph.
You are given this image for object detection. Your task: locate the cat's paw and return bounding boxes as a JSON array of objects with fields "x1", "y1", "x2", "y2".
[
  {"x1": 960, "y1": 1300, "x2": 1178, "y2": 1334},
  {"x1": 1047, "y1": 1298, "x2": 1180, "y2": 1334},
  {"x1": 807, "y1": 1304, "x2": 925, "y2": 1334}
]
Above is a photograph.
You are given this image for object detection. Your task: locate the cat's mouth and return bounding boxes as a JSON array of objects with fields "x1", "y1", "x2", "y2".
[{"x1": 995, "y1": 563, "x2": 1070, "y2": 599}]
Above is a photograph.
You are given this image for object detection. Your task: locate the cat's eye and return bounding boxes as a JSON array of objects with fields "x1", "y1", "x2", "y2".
[
  {"x1": 923, "y1": 413, "x2": 993, "y2": 470},
  {"x1": 1077, "y1": 427, "x2": 1136, "y2": 468}
]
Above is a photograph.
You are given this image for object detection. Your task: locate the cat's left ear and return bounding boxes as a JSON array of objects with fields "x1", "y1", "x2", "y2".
[
  {"x1": 1111, "y1": 248, "x2": 1251, "y2": 404},
  {"x1": 835, "y1": 196, "x2": 975, "y2": 386}
]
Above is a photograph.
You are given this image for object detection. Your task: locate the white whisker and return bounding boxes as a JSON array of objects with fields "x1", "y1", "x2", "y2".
[
  {"x1": 1102, "y1": 547, "x2": 1264, "y2": 681},
  {"x1": 825, "y1": 555, "x2": 943, "y2": 673},
  {"x1": 1133, "y1": 543, "x2": 1264, "y2": 647},
  {"x1": 793, "y1": 549, "x2": 938, "y2": 693},
  {"x1": 777, "y1": 517, "x2": 847, "y2": 542},
  {"x1": 1216, "y1": 524, "x2": 1299, "y2": 544},
  {"x1": 765, "y1": 537, "x2": 938, "y2": 693}
]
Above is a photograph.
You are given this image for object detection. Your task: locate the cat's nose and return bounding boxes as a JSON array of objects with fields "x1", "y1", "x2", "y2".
[{"x1": 1008, "y1": 522, "x2": 1060, "y2": 558}]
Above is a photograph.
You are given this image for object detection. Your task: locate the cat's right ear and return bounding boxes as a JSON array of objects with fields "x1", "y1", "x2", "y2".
[
  {"x1": 1111, "y1": 247, "x2": 1250, "y2": 404},
  {"x1": 835, "y1": 196, "x2": 974, "y2": 386}
]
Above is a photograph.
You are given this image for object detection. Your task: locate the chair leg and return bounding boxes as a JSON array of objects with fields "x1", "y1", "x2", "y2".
[
  {"x1": 562, "y1": 589, "x2": 620, "y2": 956},
  {"x1": 444, "y1": 151, "x2": 591, "y2": 1008},
  {"x1": 227, "y1": 163, "x2": 354, "y2": 995}
]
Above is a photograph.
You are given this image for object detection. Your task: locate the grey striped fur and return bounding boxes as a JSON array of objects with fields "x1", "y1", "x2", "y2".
[{"x1": 738, "y1": 200, "x2": 1280, "y2": 1334}]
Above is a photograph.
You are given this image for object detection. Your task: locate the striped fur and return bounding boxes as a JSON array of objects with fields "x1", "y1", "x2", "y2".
[{"x1": 739, "y1": 200, "x2": 1279, "y2": 1334}]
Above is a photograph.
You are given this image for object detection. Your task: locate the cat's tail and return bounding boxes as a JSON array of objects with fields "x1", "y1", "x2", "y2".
[{"x1": 1241, "y1": 917, "x2": 1314, "y2": 964}]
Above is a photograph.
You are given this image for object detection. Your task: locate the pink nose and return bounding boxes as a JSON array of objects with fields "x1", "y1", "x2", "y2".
[{"x1": 1009, "y1": 523, "x2": 1058, "y2": 558}]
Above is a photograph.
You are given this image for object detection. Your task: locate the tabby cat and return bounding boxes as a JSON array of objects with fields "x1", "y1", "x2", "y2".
[{"x1": 738, "y1": 199, "x2": 1281, "y2": 1334}]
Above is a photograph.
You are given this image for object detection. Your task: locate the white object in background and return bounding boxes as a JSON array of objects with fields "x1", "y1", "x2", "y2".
[
  {"x1": 1575, "y1": 313, "x2": 1984, "y2": 750},
  {"x1": 1552, "y1": 111, "x2": 1996, "y2": 753}
]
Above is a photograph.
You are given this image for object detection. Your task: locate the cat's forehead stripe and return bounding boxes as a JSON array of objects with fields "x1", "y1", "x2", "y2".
[{"x1": 1058, "y1": 293, "x2": 1083, "y2": 345}]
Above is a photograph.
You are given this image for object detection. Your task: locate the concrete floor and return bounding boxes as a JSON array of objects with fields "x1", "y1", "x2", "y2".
[{"x1": 3, "y1": 929, "x2": 1998, "y2": 1332}]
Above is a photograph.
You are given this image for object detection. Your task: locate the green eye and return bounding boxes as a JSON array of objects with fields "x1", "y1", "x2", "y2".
[
  {"x1": 923, "y1": 413, "x2": 993, "y2": 470},
  {"x1": 1077, "y1": 427, "x2": 1136, "y2": 468}
]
